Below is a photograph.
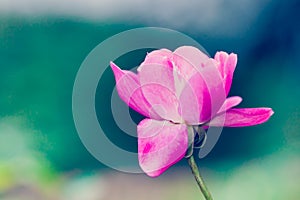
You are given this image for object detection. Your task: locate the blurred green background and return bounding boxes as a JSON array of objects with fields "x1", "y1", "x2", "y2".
[{"x1": 0, "y1": 0, "x2": 299, "y2": 199}]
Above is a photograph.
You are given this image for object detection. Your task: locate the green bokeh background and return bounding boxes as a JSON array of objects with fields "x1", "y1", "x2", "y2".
[{"x1": 0, "y1": 1, "x2": 299, "y2": 199}]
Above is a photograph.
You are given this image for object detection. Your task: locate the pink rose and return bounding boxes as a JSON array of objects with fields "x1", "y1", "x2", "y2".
[{"x1": 111, "y1": 46, "x2": 274, "y2": 177}]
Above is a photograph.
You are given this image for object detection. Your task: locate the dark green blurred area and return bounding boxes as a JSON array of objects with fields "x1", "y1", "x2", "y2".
[
  {"x1": 0, "y1": 1, "x2": 300, "y2": 198},
  {"x1": 0, "y1": 17, "x2": 138, "y2": 170}
]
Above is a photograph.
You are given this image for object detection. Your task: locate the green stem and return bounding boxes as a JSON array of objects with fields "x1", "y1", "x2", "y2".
[{"x1": 187, "y1": 155, "x2": 213, "y2": 200}]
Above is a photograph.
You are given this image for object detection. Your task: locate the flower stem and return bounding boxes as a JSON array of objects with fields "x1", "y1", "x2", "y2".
[{"x1": 187, "y1": 155, "x2": 213, "y2": 200}]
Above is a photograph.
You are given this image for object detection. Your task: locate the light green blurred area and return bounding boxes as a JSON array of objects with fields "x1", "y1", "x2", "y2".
[{"x1": 0, "y1": 3, "x2": 300, "y2": 199}]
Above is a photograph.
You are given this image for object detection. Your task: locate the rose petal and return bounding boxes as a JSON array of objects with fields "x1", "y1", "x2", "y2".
[
  {"x1": 173, "y1": 46, "x2": 226, "y2": 124},
  {"x1": 137, "y1": 119, "x2": 188, "y2": 177},
  {"x1": 138, "y1": 63, "x2": 182, "y2": 123},
  {"x1": 208, "y1": 108, "x2": 274, "y2": 127},
  {"x1": 110, "y1": 62, "x2": 161, "y2": 119},
  {"x1": 174, "y1": 46, "x2": 210, "y2": 70},
  {"x1": 217, "y1": 96, "x2": 243, "y2": 114},
  {"x1": 176, "y1": 74, "x2": 201, "y2": 124},
  {"x1": 140, "y1": 49, "x2": 173, "y2": 67},
  {"x1": 214, "y1": 51, "x2": 237, "y2": 96}
]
